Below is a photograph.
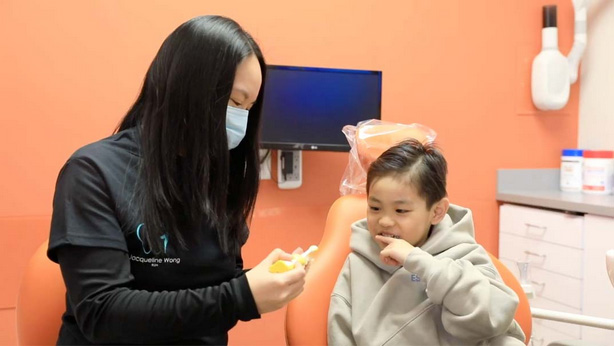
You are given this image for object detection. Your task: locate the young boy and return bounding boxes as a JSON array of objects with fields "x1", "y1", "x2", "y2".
[{"x1": 328, "y1": 139, "x2": 525, "y2": 345}]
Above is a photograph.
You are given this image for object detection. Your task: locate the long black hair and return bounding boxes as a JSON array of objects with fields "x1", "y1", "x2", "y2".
[{"x1": 117, "y1": 15, "x2": 266, "y2": 256}]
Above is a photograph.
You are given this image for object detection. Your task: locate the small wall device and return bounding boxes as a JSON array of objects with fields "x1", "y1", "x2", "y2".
[
  {"x1": 531, "y1": 1, "x2": 587, "y2": 111},
  {"x1": 277, "y1": 150, "x2": 302, "y2": 189}
]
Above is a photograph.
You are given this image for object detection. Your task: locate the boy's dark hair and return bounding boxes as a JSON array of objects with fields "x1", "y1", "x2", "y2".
[{"x1": 367, "y1": 139, "x2": 448, "y2": 208}]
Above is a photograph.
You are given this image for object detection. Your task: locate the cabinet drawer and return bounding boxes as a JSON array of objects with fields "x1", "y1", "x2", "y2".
[
  {"x1": 531, "y1": 296, "x2": 582, "y2": 338},
  {"x1": 499, "y1": 233, "x2": 583, "y2": 279},
  {"x1": 531, "y1": 323, "x2": 580, "y2": 346},
  {"x1": 500, "y1": 204, "x2": 583, "y2": 249},
  {"x1": 531, "y1": 266, "x2": 582, "y2": 309},
  {"x1": 500, "y1": 259, "x2": 582, "y2": 309}
]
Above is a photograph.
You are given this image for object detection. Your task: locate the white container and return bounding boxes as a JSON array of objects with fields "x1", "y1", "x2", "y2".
[
  {"x1": 560, "y1": 149, "x2": 583, "y2": 192},
  {"x1": 582, "y1": 150, "x2": 614, "y2": 195}
]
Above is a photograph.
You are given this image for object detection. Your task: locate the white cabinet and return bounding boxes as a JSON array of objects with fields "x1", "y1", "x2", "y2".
[
  {"x1": 499, "y1": 204, "x2": 614, "y2": 345},
  {"x1": 582, "y1": 214, "x2": 614, "y2": 342}
]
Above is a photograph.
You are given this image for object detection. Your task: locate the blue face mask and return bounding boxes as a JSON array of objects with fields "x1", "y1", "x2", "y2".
[{"x1": 226, "y1": 106, "x2": 249, "y2": 149}]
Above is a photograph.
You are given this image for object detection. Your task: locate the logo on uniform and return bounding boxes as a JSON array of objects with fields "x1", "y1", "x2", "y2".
[
  {"x1": 136, "y1": 223, "x2": 168, "y2": 254},
  {"x1": 131, "y1": 223, "x2": 180, "y2": 266}
]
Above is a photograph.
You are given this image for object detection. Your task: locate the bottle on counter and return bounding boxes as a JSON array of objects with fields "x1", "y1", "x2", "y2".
[
  {"x1": 560, "y1": 149, "x2": 584, "y2": 192},
  {"x1": 582, "y1": 150, "x2": 614, "y2": 195}
]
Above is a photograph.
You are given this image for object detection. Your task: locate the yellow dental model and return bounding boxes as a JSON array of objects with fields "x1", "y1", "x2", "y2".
[{"x1": 269, "y1": 245, "x2": 318, "y2": 273}]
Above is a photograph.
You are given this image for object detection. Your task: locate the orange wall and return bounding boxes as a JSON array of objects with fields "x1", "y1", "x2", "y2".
[{"x1": 0, "y1": 1, "x2": 579, "y2": 345}]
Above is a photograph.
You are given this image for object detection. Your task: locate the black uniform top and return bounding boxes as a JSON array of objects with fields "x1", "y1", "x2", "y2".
[{"x1": 48, "y1": 128, "x2": 259, "y2": 345}]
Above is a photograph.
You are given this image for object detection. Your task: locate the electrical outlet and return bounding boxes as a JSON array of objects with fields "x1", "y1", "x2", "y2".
[{"x1": 259, "y1": 149, "x2": 271, "y2": 180}]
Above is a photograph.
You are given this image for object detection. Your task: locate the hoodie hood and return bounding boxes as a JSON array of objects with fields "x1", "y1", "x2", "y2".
[{"x1": 350, "y1": 204, "x2": 476, "y2": 274}]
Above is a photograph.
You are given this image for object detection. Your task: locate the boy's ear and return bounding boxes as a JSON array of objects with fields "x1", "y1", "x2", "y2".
[{"x1": 430, "y1": 197, "x2": 450, "y2": 225}]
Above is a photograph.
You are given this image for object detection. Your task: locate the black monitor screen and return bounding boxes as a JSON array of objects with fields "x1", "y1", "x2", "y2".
[{"x1": 260, "y1": 65, "x2": 382, "y2": 152}]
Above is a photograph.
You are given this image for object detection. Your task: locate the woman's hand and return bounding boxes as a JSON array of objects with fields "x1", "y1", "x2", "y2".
[
  {"x1": 245, "y1": 248, "x2": 306, "y2": 314},
  {"x1": 376, "y1": 235, "x2": 415, "y2": 267}
]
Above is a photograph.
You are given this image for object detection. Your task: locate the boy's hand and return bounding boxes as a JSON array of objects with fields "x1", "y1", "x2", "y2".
[{"x1": 376, "y1": 235, "x2": 415, "y2": 267}]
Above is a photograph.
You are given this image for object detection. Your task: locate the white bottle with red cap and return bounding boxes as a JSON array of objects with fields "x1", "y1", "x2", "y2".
[{"x1": 582, "y1": 150, "x2": 614, "y2": 195}]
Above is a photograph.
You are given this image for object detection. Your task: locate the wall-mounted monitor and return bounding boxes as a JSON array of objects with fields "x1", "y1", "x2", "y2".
[{"x1": 260, "y1": 65, "x2": 382, "y2": 152}]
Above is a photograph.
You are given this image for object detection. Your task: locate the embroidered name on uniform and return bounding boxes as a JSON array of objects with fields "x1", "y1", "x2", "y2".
[
  {"x1": 411, "y1": 274, "x2": 421, "y2": 282},
  {"x1": 129, "y1": 255, "x2": 181, "y2": 267}
]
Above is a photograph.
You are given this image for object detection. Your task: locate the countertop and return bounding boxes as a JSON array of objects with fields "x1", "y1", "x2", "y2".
[{"x1": 496, "y1": 169, "x2": 614, "y2": 218}]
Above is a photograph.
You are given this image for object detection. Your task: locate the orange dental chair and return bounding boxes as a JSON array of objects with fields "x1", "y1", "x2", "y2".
[
  {"x1": 285, "y1": 194, "x2": 532, "y2": 345},
  {"x1": 15, "y1": 241, "x2": 65, "y2": 345}
]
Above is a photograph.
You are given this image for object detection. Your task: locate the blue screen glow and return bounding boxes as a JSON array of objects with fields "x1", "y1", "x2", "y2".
[{"x1": 260, "y1": 65, "x2": 382, "y2": 151}]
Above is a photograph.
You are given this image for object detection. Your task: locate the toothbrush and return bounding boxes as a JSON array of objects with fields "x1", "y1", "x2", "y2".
[{"x1": 269, "y1": 245, "x2": 318, "y2": 273}]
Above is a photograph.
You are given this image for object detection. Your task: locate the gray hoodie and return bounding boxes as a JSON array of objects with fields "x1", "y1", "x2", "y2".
[{"x1": 328, "y1": 205, "x2": 526, "y2": 346}]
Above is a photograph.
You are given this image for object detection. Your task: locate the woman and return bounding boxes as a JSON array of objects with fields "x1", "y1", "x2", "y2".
[{"x1": 48, "y1": 15, "x2": 306, "y2": 345}]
